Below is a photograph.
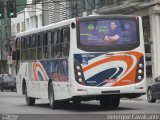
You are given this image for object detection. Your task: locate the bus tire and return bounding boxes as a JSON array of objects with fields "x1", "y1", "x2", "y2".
[
  {"x1": 100, "y1": 96, "x2": 110, "y2": 108},
  {"x1": 110, "y1": 96, "x2": 120, "y2": 108},
  {"x1": 48, "y1": 82, "x2": 59, "y2": 109},
  {"x1": 72, "y1": 99, "x2": 81, "y2": 104},
  {"x1": 25, "y1": 85, "x2": 35, "y2": 106},
  {"x1": 100, "y1": 96, "x2": 120, "y2": 108}
]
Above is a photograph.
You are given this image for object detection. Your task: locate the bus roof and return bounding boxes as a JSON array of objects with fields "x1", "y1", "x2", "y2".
[
  {"x1": 16, "y1": 18, "x2": 76, "y2": 37},
  {"x1": 16, "y1": 15, "x2": 139, "y2": 38}
]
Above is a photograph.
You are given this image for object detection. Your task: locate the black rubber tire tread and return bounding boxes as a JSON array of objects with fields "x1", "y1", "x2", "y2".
[
  {"x1": 25, "y1": 85, "x2": 35, "y2": 106},
  {"x1": 48, "y1": 82, "x2": 59, "y2": 109},
  {"x1": 100, "y1": 96, "x2": 120, "y2": 108}
]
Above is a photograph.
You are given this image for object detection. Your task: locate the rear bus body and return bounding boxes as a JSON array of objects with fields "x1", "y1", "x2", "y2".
[{"x1": 16, "y1": 15, "x2": 146, "y2": 107}]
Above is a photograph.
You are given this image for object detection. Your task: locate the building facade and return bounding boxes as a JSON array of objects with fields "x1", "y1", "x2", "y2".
[{"x1": 0, "y1": 0, "x2": 27, "y2": 74}]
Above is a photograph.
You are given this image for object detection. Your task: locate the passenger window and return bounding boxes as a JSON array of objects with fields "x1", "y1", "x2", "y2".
[
  {"x1": 27, "y1": 49, "x2": 32, "y2": 60},
  {"x1": 54, "y1": 30, "x2": 60, "y2": 58},
  {"x1": 37, "y1": 34, "x2": 43, "y2": 46},
  {"x1": 48, "y1": 32, "x2": 52, "y2": 44},
  {"x1": 21, "y1": 37, "x2": 26, "y2": 49},
  {"x1": 31, "y1": 35, "x2": 37, "y2": 60},
  {"x1": 37, "y1": 48, "x2": 42, "y2": 59},
  {"x1": 22, "y1": 50, "x2": 27, "y2": 61},
  {"x1": 16, "y1": 38, "x2": 20, "y2": 49},
  {"x1": 61, "y1": 27, "x2": 70, "y2": 58},
  {"x1": 43, "y1": 32, "x2": 48, "y2": 46},
  {"x1": 52, "y1": 30, "x2": 58, "y2": 45},
  {"x1": 32, "y1": 35, "x2": 37, "y2": 47},
  {"x1": 37, "y1": 33, "x2": 43, "y2": 59},
  {"x1": 15, "y1": 38, "x2": 20, "y2": 61},
  {"x1": 43, "y1": 32, "x2": 50, "y2": 59},
  {"x1": 51, "y1": 46, "x2": 54, "y2": 58},
  {"x1": 27, "y1": 36, "x2": 31, "y2": 48}
]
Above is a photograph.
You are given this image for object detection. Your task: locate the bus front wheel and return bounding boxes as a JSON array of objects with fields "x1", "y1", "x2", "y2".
[
  {"x1": 25, "y1": 85, "x2": 35, "y2": 106},
  {"x1": 48, "y1": 82, "x2": 59, "y2": 109}
]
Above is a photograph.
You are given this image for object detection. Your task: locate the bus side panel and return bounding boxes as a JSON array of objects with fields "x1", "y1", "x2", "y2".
[{"x1": 31, "y1": 59, "x2": 70, "y2": 100}]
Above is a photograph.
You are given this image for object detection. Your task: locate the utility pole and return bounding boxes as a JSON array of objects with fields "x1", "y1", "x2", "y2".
[{"x1": 0, "y1": 0, "x2": 12, "y2": 74}]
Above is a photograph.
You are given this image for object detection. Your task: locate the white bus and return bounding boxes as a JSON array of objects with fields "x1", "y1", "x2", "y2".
[{"x1": 16, "y1": 15, "x2": 146, "y2": 109}]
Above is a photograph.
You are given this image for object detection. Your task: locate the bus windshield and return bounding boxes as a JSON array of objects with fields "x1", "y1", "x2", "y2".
[{"x1": 79, "y1": 19, "x2": 139, "y2": 46}]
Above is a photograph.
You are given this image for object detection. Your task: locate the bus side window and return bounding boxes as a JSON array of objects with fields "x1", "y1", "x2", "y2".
[
  {"x1": 48, "y1": 31, "x2": 52, "y2": 58},
  {"x1": 54, "y1": 30, "x2": 60, "y2": 58},
  {"x1": 51, "y1": 30, "x2": 56, "y2": 58},
  {"x1": 43, "y1": 32, "x2": 48, "y2": 46},
  {"x1": 43, "y1": 32, "x2": 50, "y2": 59},
  {"x1": 21, "y1": 38, "x2": 23, "y2": 61},
  {"x1": 21, "y1": 37, "x2": 27, "y2": 61},
  {"x1": 31, "y1": 34, "x2": 37, "y2": 60},
  {"x1": 16, "y1": 38, "x2": 20, "y2": 49},
  {"x1": 37, "y1": 33, "x2": 43, "y2": 47},
  {"x1": 61, "y1": 27, "x2": 70, "y2": 58},
  {"x1": 37, "y1": 33, "x2": 43, "y2": 59},
  {"x1": 27, "y1": 36, "x2": 32, "y2": 60},
  {"x1": 14, "y1": 38, "x2": 20, "y2": 60},
  {"x1": 21, "y1": 37, "x2": 26, "y2": 49}
]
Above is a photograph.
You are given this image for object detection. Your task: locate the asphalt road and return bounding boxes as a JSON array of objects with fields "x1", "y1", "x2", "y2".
[{"x1": 0, "y1": 91, "x2": 160, "y2": 120}]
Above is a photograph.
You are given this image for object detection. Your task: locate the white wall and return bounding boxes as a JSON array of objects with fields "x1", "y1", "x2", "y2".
[
  {"x1": 11, "y1": 2, "x2": 43, "y2": 35},
  {"x1": 150, "y1": 14, "x2": 160, "y2": 79}
]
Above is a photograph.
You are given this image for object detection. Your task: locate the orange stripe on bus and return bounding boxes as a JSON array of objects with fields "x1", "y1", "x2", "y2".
[
  {"x1": 33, "y1": 62, "x2": 48, "y2": 81},
  {"x1": 112, "y1": 52, "x2": 143, "y2": 86},
  {"x1": 83, "y1": 55, "x2": 133, "y2": 73},
  {"x1": 33, "y1": 63, "x2": 38, "y2": 81}
]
